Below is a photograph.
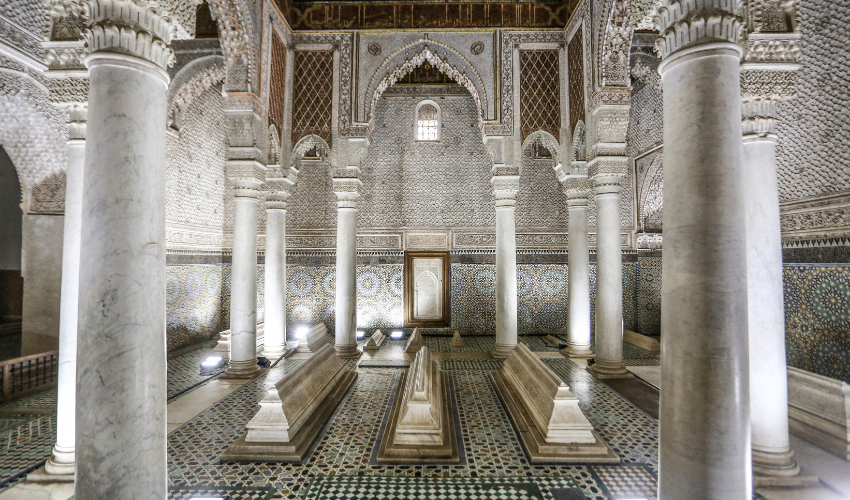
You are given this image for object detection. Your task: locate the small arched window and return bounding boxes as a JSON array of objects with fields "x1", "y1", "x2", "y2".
[{"x1": 415, "y1": 100, "x2": 441, "y2": 142}]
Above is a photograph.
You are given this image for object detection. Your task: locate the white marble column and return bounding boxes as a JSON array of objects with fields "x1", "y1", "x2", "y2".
[
  {"x1": 742, "y1": 98, "x2": 799, "y2": 476},
  {"x1": 223, "y1": 163, "x2": 264, "y2": 378},
  {"x1": 333, "y1": 177, "x2": 361, "y2": 358},
  {"x1": 75, "y1": 2, "x2": 172, "y2": 496},
  {"x1": 262, "y1": 168, "x2": 291, "y2": 358},
  {"x1": 562, "y1": 173, "x2": 593, "y2": 357},
  {"x1": 656, "y1": 2, "x2": 751, "y2": 498},
  {"x1": 492, "y1": 175, "x2": 519, "y2": 358},
  {"x1": 45, "y1": 105, "x2": 86, "y2": 478},
  {"x1": 588, "y1": 174, "x2": 629, "y2": 378}
]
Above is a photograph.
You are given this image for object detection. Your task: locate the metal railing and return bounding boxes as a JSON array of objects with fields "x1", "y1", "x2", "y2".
[{"x1": 0, "y1": 350, "x2": 58, "y2": 402}]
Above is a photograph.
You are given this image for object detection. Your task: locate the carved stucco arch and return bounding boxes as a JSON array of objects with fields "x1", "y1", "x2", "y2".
[
  {"x1": 638, "y1": 152, "x2": 663, "y2": 231},
  {"x1": 268, "y1": 124, "x2": 280, "y2": 165},
  {"x1": 166, "y1": 55, "x2": 226, "y2": 131},
  {"x1": 364, "y1": 40, "x2": 489, "y2": 127},
  {"x1": 0, "y1": 69, "x2": 68, "y2": 213},
  {"x1": 595, "y1": 0, "x2": 662, "y2": 89},
  {"x1": 207, "y1": 0, "x2": 257, "y2": 92},
  {"x1": 572, "y1": 120, "x2": 587, "y2": 162},
  {"x1": 291, "y1": 134, "x2": 331, "y2": 169},
  {"x1": 521, "y1": 130, "x2": 562, "y2": 170}
]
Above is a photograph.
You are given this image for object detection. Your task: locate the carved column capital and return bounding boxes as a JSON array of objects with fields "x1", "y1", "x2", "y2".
[
  {"x1": 562, "y1": 174, "x2": 592, "y2": 207},
  {"x1": 226, "y1": 161, "x2": 266, "y2": 199},
  {"x1": 333, "y1": 178, "x2": 362, "y2": 209},
  {"x1": 80, "y1": 0, "x2": 175, "y2": 70},
  {"x1": 655, "y1": 0, "x2": 745, "y2": 60},
  {"x1": 264, "y1": 166, "x2": 294, "y2": 210},
  {"x1": 66, "y1": 104, "x2": 88, "y2": 141},
  {"x1": 491, "y1": 175, "x2": 519, "y2": 208}
]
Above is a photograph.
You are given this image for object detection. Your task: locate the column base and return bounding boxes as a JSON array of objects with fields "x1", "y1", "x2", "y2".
[
  {"x1": 335, "y1": 344, "x2": 362, "y2": 359},
  {"x1": 491, "y1": 343, "x2": 516, "y2": 359},
  {"x1": 587, "y1": 359, "x2": 632, "y2": 379},
  {"x1": 28, "y1": 464, "x2": 74, "y2": 483},
  {"x1": 753, "y1": 447, "x2": 801, "y2": 477},
  {"x1": 221, "y1": 359, "x2": 262, "y2": 379},
  {"x1": 560, "y1": 345, "x2": 594, "y2": 358},
  {"x1": 261, "y1": 345, "x2": 286, "y2": 359}
]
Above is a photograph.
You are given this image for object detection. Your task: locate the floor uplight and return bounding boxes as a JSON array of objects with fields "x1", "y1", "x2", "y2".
[
  {"x1": 391, "y1": 330, "x2": 404, "y2": 339},
  {"x1": 356, "y1": 330, "x2": 365, "y2": 339},
  {"x1": 295, "y1": 326, "x2": 309, "y2": 339}
]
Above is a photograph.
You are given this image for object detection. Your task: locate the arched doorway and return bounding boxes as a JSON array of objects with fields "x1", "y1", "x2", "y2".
[{"x1": 0, "y1": 146, "x2": 23, "y2": 359}]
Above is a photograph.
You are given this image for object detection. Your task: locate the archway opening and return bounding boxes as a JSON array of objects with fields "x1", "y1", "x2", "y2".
[{"x1": 0, "y1": 146, "x2": 23, "y2": 359}]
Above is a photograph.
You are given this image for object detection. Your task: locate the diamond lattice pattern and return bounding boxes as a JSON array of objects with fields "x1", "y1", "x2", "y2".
[
  {"x1": 269, "y1": 32, "x2": 287, "y2": 134},
  {"x1": 292, "y1": 50, "x2": 333, "y2": 148},
  {"x1": 567, "y1": 35, "x2": 585, "y2": 134},
  {"x1": 520, "y1": 50, "x2": 561, "y2": 143}
]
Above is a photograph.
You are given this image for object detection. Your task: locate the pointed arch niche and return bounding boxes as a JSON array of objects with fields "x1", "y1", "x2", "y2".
[{"x1": 363, "y1": 40, "x2": 491, "y2": 128}]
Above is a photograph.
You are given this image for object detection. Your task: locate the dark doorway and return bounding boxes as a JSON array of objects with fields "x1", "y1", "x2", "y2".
[{"x1": 0, "y1": 146, "x2": 23, "y2": 359}]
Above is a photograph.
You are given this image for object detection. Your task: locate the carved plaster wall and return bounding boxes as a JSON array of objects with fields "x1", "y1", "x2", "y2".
[
  {"x1": 776, "y1": 0, "x2": 850, "y2": 203},
  {"x1": 165, "y1": 84, "x2": 229, "y2": 249}
]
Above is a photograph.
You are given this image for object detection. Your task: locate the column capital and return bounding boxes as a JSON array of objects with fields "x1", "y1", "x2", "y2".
[
  {"x1": 655, "y1": 0, "x2": 745, "y2": 61},
  {"x1": 264, "y1": 165, "x2": 295, "y2": 210},
  {"x1": 491, "y1": 175, "x2": 519, "y2": 208},
  {"x1": 588, "y1": 155, "x2": 628, "y2": 186},
  {"x1": 562, "y1": 175, "x2": 592, "y2": 206},
  {"x1": 80, "y1": 0, "x2": 175, "y2": 70},
  {"x1": 333, "y1": 177, "x2": 362, "y2": 209},
  {"x1": 65, "y1": 103, "x2": 88, "y2": 142},
  {"x1": 226, "y1": 161, "x2": 266, "y2": 198},
  {"x1": 739, "y1": 35, "x2": 800, "y2": 140}
]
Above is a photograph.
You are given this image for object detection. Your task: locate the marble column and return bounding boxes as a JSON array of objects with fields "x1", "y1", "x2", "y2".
[
  {"x1": 492, "y1": 175, "x2": 519, "y2": 358},
  {"x1": 45, "y1": 105, "x2": 86, "y2": 478},
  {"x1": 656, "y1": 2, "x2": 751, "y2": 498},
  {"x1": 75, "y1": 1, "x2": 173, "y2": 496},
  {"x1": 333, "y1": 177, "x2": 361, "y2": 358},
  {"x1": 223, "y1": 163, "x2": 264, "y2": 378},
  {"x1": 743, "y1": 98, "x2": 799, "y2": 477},
  {"x1": 588, "y1": 174, "x2": 629, "y2": 378},
  {"x1": 262, "y1": 168, "x2": 291, "y2": 358},
  {"x1": 562, "y1": 173, "x2": 593, "y2": 357}
]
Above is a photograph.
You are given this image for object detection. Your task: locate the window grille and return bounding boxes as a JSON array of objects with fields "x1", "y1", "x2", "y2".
[{"x1": 417, "y1": 103, "x2": 439, "y2": 141}]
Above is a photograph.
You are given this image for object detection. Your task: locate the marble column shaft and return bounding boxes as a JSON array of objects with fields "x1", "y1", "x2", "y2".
[
  {"x1": 589, "y1": 176, "x2": 629, "y2": 377},
  {"x1": 743, "y1": 100, "x2": 798, "y2": 476},
  {"x1": 262, "y1": 168, "x2": 291, "y2": 359},
  {"x1": 226, "y1": 188, "x2": 261, "y2": 377},
  {"x1": 563, "y1": 175, "x2": 592, "y2": 356},
  {"x1": 76, "y1": 51, "x2": 169, "y2": 498},
  {"x1": 492, "y1": 175, "x2": 518, "y2": 358},
  {"x1": 334, "y1": 199, "x2": 358, "y2": 357},
  {"x1": 656, "y1": 20, "x2": 752, "y2": 497},
  {"x1": 262, "y1": 203, "x2": 287, "y2": 358},
  {"x1": 47, "y1": 107, "x2": 86, "y2": 476}
]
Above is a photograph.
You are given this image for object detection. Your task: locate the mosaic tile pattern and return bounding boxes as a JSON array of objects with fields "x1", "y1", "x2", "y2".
[
  {"x1": 622, "y1": 342, "x2": 660, "y2": 367},
  {"x1": 784, "y1": 264, "x2": 850, "y2": 382},
  {"x1": 166, "y1": 265, "x2": 227, "y2": 351},
  {"x1": 0, "y1": 415, "x2": 56, "y2": 490},
  {"x1": 166, "y1": 260, "x2": 660, "y2": 350},
  {"x1": 164, "y1": 334, "x2": 666, "y2": 500},
  {"x1": 592, "y1": 464, "x2": 657, "y2": 499},
  {"x1": 170, "y1": 486, "x2": 275, "y2": 500},
  {"x1": 636, "y1": 258, "x2": 662, "y2": 336},
  {"x1": 166, "y1": 264, "x2": 266, "y2": 352},
  {"x1": 167, "y1": 343, "x2": 225, "y2": 400},
  {"x1": 305, "y1": 476, "x2": 546, "y2": 499},
  {"x1": 287, "y1": 265, "x2": 404, "y2": 336},
  {"x1": 544, "y1": 359, "x2": 659, "y2": 472}
]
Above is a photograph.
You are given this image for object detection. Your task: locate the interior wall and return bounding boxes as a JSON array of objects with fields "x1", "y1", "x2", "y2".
[{"x1": 20, "y1": 213, "x2": 63, "y2": 355}]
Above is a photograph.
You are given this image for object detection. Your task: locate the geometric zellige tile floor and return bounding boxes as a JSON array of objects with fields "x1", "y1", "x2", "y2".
[{"x1": 0, "y1": 335, "x2": 662, "y2": 499}]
